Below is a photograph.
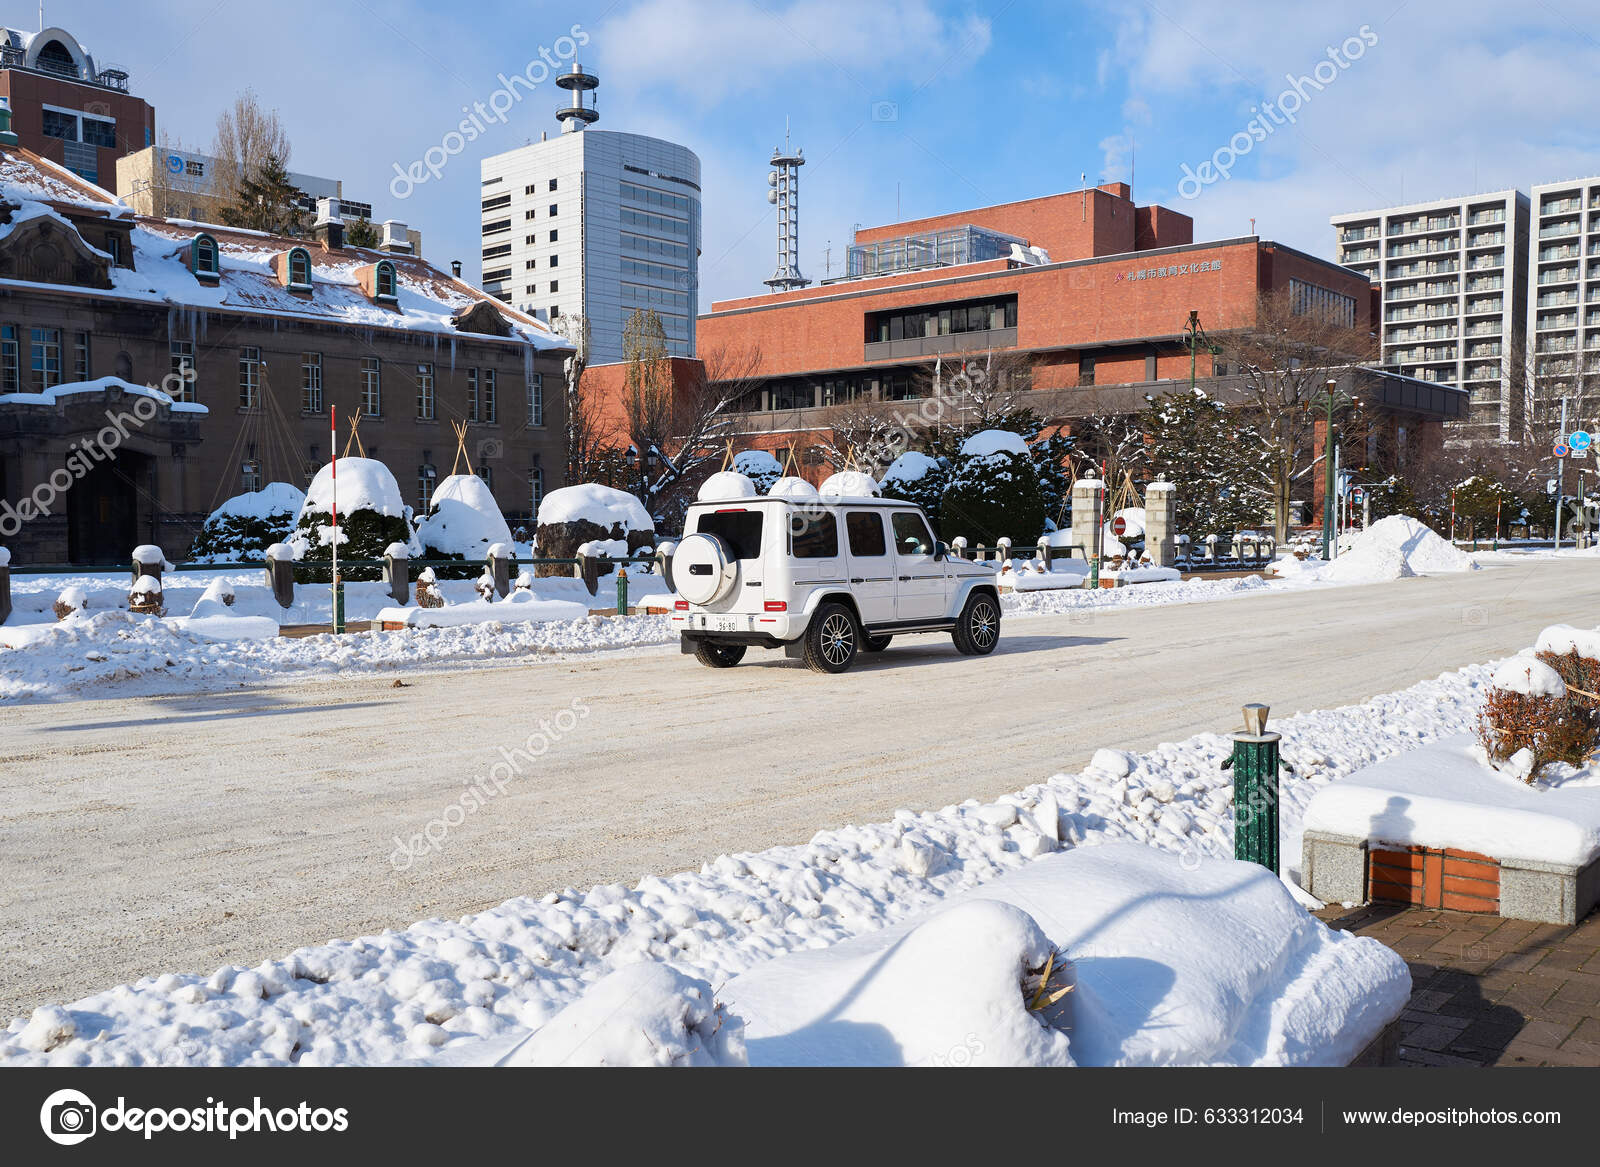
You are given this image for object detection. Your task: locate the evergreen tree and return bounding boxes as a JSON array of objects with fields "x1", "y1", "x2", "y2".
[
  {"x1": 345, "y1": 217, "x2": 382, "y2": 248},
  {"x1": 879, "y1": 451, "x2": 949, "y2": 527},
  {"x1": 1138, "y1": 389, "x2": 1272, "y2": 536},
  {"x1": 938, "y1": 434, "x2": 1047, "y2": 546},
  {"x1": 224, "y1": 152, "x2": 308, "y2": 236}
]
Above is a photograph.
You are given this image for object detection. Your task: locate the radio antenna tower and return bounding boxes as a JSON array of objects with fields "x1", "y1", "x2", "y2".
[{"x1": 764, "y1": 123, "x2": 809, "y2": 290}]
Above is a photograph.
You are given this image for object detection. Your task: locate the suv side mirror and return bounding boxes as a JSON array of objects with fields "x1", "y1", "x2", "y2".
[{"x1": 933, "y1": 541, "x2": 949, "y2": 562}]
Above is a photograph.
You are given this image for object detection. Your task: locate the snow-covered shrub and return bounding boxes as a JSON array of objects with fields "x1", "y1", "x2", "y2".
[
  {"x1": 732, "y1": 449, "x2": 783, "y2": 495},
  {"x1": 879, "y1": 451, "x2": 948, "y2": 526},
  {"x1": 290, "y1": 458, "x2": 416, "y2": 582},
  {"x1": 190, "y1": 579, "x2": 236, "y2": 618},
  {"x1": 128, "y1": 574, "x2": 164, "y2": 616},
  {"x1": 1533, "y1": 625, "x2": 1600, "y2": 751},
  {"x1": 414, "y1": 473, "x2": 513, "y2": 578},
  {"x1": 698, "y1": 471, "x2": 758, "y2": 502},
  {"x1": 187, "y1": 483, "x2": 305, "y2": 563},
  {"x1": 769, "y1": 476, "x2": 819, "y2": 500},
  {"x1": 819, "y1": 469, "x2": 880, "y2": 499},
  {"x1": 415, "y1": 567, "x2": 444, "y2": 609},
  {"x1": 1476, "y1": 654, "x2": 1592, "y2": 780},
  {"x1": 52, "y1": 586, "x2": 87, "y2": 621},
  {"x1": 938, "y1": 430, "x2": 1045, "y2": 547},
  {"x1": 473, "y1": 568, "x2": 496, "y2": 602},
  {"x1": 535, "y1": 484, "x2": 654, "y2": 578}
]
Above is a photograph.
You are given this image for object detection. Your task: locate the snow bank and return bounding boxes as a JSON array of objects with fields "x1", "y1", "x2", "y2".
[
  {"x1": 1323, "y1": 515, "x2": 1476, "y2": 583},
  {"x1": 959, "y1": 429, "x2": 1030, "y2": 458},
  {"x1": 497, "y1": 964, "x2": 745, "y2": 1067},
  {"x1": 727, "y1": 845, "x2": 1407, "y2": 1066},
  {"x1": 697, "y1": 471, "x2": 757, "y2": 502},
  {"x1": 1304, "y1": 735, "x2": 1600, "y2": 867},
  {"x1": 819, "y1": 470, "x2": 879, "y2": 499},
  {"x1": 537, "y1": 484, "x2": 651, "y2": 532},
  {"x1": 376, "y1": 598, "x2": 590, "y2": 628}
]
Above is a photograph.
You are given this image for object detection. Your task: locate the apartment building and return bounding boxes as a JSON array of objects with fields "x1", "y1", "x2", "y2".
[
  {"x1": 1526, "y1": 177, "x2": 1600, "y2": 431},
  {"x1": 1332, "y1": 190, "x2": 1530, "y2": 442}
]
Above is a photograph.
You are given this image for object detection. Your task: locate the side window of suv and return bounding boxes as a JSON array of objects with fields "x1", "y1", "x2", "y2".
[
  {"x1": 846, "y1": 511, "x2": 887, "y2": 557},
  {"x1": 891, "y1": 511, "x2": 935, "y2": 556},
  {"x1": 791, "y1": 511, "x2": 839, "y2": 558}
]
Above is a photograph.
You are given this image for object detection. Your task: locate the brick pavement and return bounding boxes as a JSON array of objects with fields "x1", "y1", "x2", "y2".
[{"x1": 1315, "y1": 904, "x2": 1600, "y2": 1066}]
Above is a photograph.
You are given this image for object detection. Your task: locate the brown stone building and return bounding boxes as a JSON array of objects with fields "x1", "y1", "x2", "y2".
[{"x1": 0, "y1": 143, "x2": 569, "y2": 565}]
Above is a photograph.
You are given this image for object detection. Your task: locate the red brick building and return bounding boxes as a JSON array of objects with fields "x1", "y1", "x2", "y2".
[
  {"x1": 0, "y1": 25, "x2": 154, "y2": 192},
  {"x1": 590, "y1": 183, "x2": 1466, "y2": 510}
]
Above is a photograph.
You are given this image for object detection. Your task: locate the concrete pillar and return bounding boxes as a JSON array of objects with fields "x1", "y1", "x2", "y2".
[
  {"x1": 487, "y1": 543, "x2": 512, "y2": 598},
  {"x1": 1145, "y1": 479, "x2": 1177, "y2": 568},
  {"x1": 383, "y1": 547, "x2": 409, "y2": 605},
  {"x1": 1070, "y1": 477, "x2": 1103, "y2": 561},
  {"x1": 996, "y1": 536, "x2": 1012, "y2": 565},
  {"x1": 950, "y1": 536, "x2": 968, "y2": 560},
  {"x1": 0, "y1": 546, "x2": 10, "y2": 625},
  {"x1": 655, "y1": 539, "x2": 677, "y2": 592},
  {"x1": 265, "y1": 544, "x2": 295, "y2": 610},
  {"x1": 575, "y1": 552, "x2": 600, "y2": 596},
  {"x1": 1035, "y1": 535, "x2": 1051, "y2": 570}
]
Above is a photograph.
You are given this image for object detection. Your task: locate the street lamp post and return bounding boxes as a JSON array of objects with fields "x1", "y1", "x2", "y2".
[
  {"x1": 1319, "y1": 377, "x2": 1353, "y2": 561},
  {"x1": 1184, "y1": 309, "x2": 1220, "y2": 394}
]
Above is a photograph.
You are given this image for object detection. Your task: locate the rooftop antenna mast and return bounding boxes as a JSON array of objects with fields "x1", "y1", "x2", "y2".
[
  {"x1": 555, "y1": 62, "x2": 599, "y2": 134},
  {"x1": 764, "y1": 120, "x2": 810, "y2": 290}
]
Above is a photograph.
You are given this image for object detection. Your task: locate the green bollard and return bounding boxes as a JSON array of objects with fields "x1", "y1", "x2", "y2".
[
  {"x1": 616, "y1": 567, "x2": 628, "y2": 617},
  {"x1": 333, "y1": 574, "x2": 346, "y2": 635},
  {"x1": 1231, "y1": 703, "x2": 1280, "y2": 873}
]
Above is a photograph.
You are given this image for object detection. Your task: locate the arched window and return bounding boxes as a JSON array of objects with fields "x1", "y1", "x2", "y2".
[
  {"x1": 191, "y1": 233, "x2": 219, "y2": 279},
  {"x1": 287, "y1": 247, "x2": 311, "y2": 289},
  {"x1": 375, "y1": 259, "x2": 397, "y2": 301}
]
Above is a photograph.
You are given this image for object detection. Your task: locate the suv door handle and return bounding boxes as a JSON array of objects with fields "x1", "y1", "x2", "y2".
[{"x1": 897, "y1": 575, "x2": 911, "y2": 581}]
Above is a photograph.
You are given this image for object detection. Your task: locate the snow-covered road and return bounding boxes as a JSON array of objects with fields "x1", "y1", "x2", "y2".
[{"x1": 0, "y1": 558, "x2": 1590, "y2": 1019}]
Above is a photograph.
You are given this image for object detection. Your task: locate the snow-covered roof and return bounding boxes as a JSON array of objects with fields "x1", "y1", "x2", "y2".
[
  {"x1": 0, "y1": 145, "x2": 567, "y2": 351},
  {"x1": 0, "y1": 375, "x2": 208, "y2": 414}
]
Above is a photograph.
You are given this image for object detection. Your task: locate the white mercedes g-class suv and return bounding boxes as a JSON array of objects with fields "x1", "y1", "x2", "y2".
[{"x1": 669, "y1": 495, "x2": 1001, "y2": 673}]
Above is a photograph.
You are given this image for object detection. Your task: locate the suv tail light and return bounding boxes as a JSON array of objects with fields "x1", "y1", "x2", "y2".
[
  {"x1": 763, "y1": 600, "x2": 787, "y2": 612},
  {"x1": 674, "y1": 600, "x2": 689, "y2": 611}
]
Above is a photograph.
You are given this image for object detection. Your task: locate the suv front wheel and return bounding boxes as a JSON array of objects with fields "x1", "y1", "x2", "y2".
[
  {"x1": 804, "y1": 602, "x2": 860, "y2": 674},
  {"x1": 952, "y1": 591, "x2": 1000, "y2": 656}
]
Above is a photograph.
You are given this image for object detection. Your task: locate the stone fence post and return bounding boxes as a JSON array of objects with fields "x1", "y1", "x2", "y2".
[
  {"x1": 0, "y1": 545, "x2": 10, "y2": 625},
  {"x1": 383, "y1": 543, "x2": 409, "y2": 605},
  {"x1": 264, "y1": 543, "x2": 295, "y2": 610},
  {"x1": 1145, "y1": 479, "x2": 1177, "y2": 568},
  {"x1": 996, "y1": 536, "x2": 1012, "y2": 565},
  {"x1": 1035, "y1": 535, "x2": 1052, "y2": 571},
  {"x1": 655, "y1": 540, "x2": 677, "y2": 592},
  {"x1": 487, "y1": 543, "x2": 512, "y2": 599},
  {"x1": 132, "y1": 544, "x2": 166, "y2": 586}
]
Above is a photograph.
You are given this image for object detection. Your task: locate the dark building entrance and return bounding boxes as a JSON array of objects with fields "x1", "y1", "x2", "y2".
[{"x1": 67, "y1": 451, "x2": 149, "y2": 565}]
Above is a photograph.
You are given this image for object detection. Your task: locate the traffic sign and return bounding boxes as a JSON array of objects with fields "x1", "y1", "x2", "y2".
[
  {"x1": 1554, "y1": 444, "x2": 1570, "y2": 458},
  {"x1": 1352, "y1": 487, "x2": 1367, "y2": 504},
  {"x1": 1111, "y1": 515, "x2": 1128, "y2": 537},
  {"x1": 1571, "y1": 430, "x2": 1593, "y2": 451}
]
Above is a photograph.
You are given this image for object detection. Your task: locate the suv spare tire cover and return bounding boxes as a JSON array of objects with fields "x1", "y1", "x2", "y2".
[{"x1": 674, "y1": 532, "x2": 739, "y2": 605}]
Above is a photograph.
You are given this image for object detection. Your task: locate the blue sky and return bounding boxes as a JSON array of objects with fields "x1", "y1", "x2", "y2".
[{"x1": 43, "y1": 0, "x2": 1600, "y2": 308}]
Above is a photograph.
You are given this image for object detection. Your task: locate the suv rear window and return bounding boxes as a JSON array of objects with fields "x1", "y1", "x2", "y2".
[
  {"x1": 790, "y1": 511, "x2": 838, "y2": 558},
  {"x1": 695, "y1": 510, "x2": 764, "y2": 560},
  {"x1": 846, "y1": 511, "x2": 887, "y2": 557}
]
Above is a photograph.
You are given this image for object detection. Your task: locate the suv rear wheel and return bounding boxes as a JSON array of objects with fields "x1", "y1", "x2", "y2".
[
  {"x1": 804, "y1": 603, "x2": 859, "y2": 674},
  {"x1": 952, "y1": 591, "x2": 1000, "y2": 656},
  {"x1": 693, "y1": 641, "x2": 747, "y2": 668}
]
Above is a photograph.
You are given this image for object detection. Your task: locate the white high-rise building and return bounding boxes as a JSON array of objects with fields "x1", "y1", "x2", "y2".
[
  {"x1": 478, "y1": 64, "x2": 701, "y2": 366},
  {"x1": 1526, "y1": 177, "x2": 1600, "y2": 432},
  {"x1": 1331, "y1": 190, "x2": 1530, "y2": 442}
]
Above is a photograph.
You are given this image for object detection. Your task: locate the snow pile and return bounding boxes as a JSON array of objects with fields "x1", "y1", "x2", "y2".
[
  {"x1": 290, "y1": 458, "x2": 418, "y2": 559},
  {"x1": 1304, "y1": 735, "x2": 1600, "y2": 867},
  {"x1": 727, "y1": 845, "x2": 1407, "y2": 1066},
  {"x1": 537, "y1": 485, "x2": 652, "y2": 533},
  {"x1": 54, "y1": 585, "x2": 88, "y2": 616},
  {"x1": 959, "y1": 429, "x2": 1030, "y2": 458},
  {"x1": 819, "y1": 470, "x2": 880, "y2": 499},
  {"x1": 497, "y1": 964, "x2": 745, "y2": 1067},
  {"x1": 1490, "y1": 654, "x2": 1567, "y2": 699},
  {"x1": 298, "y1": 458, "x2": 407, "y2": 520},
  {"x1": 729, "y1": 899, "x2": 1072, "y2": 1067},
  {"x1": 1322, "y1": 516, "x2": 1476, "y2": 583},
  {"x1": 1535, "y1": 624, "x2": 1600, "y2": 662},
  {"x1": 697, "y1": 471, "x2": 758, "y2": 503},
  {"x1": 189, "y1": 579, "x2": 236, "y2": 619},
  {"x1": 768, "y1": 476, "x2": 819, "y2": 500},
  {"x1": 414, "y1": 474, "x2": 513, "y2": 559}
]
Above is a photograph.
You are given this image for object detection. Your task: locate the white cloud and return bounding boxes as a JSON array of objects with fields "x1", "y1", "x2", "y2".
[{"x1": 594, "y1": 0, "x2": 992, "y2": 104}]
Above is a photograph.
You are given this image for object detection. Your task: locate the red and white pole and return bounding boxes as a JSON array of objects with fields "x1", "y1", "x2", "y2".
[
  {"x1": 1449, "y1": 488, "x2": 1456, "y2": 546},
  {"x1": 330, "y1": 405, "x2": 342, "y2": 633}
]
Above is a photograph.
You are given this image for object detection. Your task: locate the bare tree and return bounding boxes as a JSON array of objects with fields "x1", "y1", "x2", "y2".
[
  {"x1": 1216, "y1": 289, "x2": 1379, "y2": 540},
  {"x1": 550, "y1": 313, "x2": 620, "y2": 484},
  {"x1": 210, "y1": 90, "x2": 293, "y2": 216},
  {"x1": 813, "y1": 396, "x2": 915, "y2": 473}
]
